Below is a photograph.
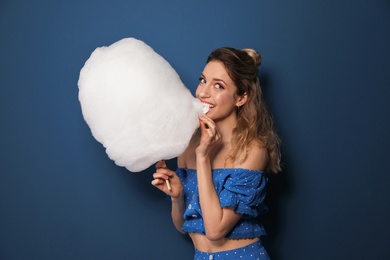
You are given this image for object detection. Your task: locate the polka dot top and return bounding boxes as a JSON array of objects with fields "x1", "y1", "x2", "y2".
[{"x1": 176, "y1": 168, "x2": 268, "y2": 239}]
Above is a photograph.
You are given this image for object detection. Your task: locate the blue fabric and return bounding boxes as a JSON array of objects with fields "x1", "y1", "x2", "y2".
[
  {"x1": 194, "y1": 240, "x2": 270, "y2": 260},
  {"x1": 176, "y1": 168, "x2": 268, "y2": 239}
]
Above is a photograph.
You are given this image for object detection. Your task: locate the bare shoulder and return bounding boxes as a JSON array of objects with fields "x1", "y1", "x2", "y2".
[
  {"x1": 177, "y1": 131, "x2": 199, "y2": 168},
  {"x1": 238, "y1": 140, "x2": 268, "y2": 171},
  {"x1": 177, "y1": 153, "x2": 186, "y2": 168}
]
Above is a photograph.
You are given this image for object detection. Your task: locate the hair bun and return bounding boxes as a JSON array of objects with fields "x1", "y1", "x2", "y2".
[{"x1": 242, "y1": 48, "x2": 261, "y2": 68}]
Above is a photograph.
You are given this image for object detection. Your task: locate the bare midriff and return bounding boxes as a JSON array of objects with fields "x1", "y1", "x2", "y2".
[{"x1": 189, "y1": 233, "x2": 260, "y2": 253}]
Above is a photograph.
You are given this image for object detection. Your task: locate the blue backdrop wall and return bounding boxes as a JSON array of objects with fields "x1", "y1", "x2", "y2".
[{"x1": 1, "y1": 1, "x2": 389, "y2": 259}]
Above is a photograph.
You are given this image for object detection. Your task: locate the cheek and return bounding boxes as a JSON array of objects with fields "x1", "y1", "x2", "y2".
[
  {"x1": 215, "y1": 93, "x2": 223, "y2": 101},
  {"x1": 215, "y1": 93, "x2": 233, "y2": 105},
  {"x1": 195, "y1": 85, "x2": 201, "y2": 97}
]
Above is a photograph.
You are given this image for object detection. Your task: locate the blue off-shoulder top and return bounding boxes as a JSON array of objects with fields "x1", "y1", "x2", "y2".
[{"x1": 176, "y1": 168, "x2": 268, "y2": 239}]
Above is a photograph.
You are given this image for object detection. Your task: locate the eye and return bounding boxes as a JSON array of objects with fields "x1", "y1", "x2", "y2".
[
  {"x1": 214, "y1": 83, "x2": 224, "y2": 89},
  {"x1": 199, "y1": 77, "x2": 206, "y2": 84}
]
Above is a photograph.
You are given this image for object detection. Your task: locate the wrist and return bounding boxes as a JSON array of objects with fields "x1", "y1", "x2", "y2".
[
  {"x1": 195, "y1": 148, "x2": 207, "y2": 159},
  {"x1": 171, "y1": 191, "x2": 184, "y2": 201},
  {"x1": 196, "y1": 153, "x2": 210, "y2": 165}
]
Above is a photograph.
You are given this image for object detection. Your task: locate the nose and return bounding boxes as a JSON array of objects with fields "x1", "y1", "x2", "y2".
[{"x1": 197, "y1": 83, "x2": 210, "y2": 99}]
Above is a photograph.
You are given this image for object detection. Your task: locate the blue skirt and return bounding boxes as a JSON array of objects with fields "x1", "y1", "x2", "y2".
[{"x1": 194, "y1": 240, "x2": 270, "y2": 260}]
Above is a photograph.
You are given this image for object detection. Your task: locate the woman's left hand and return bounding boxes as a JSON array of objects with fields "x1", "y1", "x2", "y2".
[
  {"x1": 195, "y1": 115, "x2": 221, "y2": 158},
  {"x1": 151, "y1": 160, "x2": 183, "y2": 198}
]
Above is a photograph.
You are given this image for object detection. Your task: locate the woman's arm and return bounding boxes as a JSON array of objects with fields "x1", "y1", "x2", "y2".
[
  {"x1": 171, "y1": 195, "x2": 186, "y2": 234},
  {"x1": 196, "y1": 116, "x2": 268, "y2": 240},
  {"x1": 195, "y1": 116, "x2": 242, "y2": 240},
  {"x1": 152, "y1": 160, "x2": 186, "y2": 234},
  {"x1": 196, "y1": 154, "x2": 242, "y2": 240}
]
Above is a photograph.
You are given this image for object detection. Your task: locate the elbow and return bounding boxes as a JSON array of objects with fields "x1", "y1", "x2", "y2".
[
  {"x1": 178, "y1": 230, "x2": 186, "y2": 235},
  {"x1": 173, "y1": 222, "x2": 185, "y2": 234},
  {"x1": 205, "y1": 230, "x2": 226, "y2": 241}
]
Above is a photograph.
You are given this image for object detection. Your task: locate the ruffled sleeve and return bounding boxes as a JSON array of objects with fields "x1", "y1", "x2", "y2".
[{"x1": 219, "y1": 169, "x2": 267, "y2": 217}]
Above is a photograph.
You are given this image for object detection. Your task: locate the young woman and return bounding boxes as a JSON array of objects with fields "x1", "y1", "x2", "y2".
[{"x1": 152, "y1": 47, "x2": 281, "y2": 259}]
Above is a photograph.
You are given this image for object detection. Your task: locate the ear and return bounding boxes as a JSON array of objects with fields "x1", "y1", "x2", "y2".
[{"x1": 236, "y1": 92, "x2": 248, "y2": 107}]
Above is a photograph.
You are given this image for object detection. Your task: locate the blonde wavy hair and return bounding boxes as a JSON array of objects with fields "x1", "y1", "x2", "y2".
[{"x1": 206, "y1": 47, "x2": 281, "y2": 173}]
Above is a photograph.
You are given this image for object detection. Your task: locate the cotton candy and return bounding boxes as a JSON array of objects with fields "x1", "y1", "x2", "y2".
[{"x1": 78, "y1": 38, "x2": 203, "y2": 172}]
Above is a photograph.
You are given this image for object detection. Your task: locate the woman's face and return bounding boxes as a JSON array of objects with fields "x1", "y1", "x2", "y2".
[{"x1": 196, "y1": 61, "x2": 242, "y2": 121}]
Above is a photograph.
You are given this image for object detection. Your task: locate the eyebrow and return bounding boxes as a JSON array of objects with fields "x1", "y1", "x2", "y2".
[{"x1": 201, "y1": 74, "x2": 228, "y2": 86}]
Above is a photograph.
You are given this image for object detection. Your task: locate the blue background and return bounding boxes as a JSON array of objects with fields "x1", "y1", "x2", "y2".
[{"x1": 1, "y1": 0, "x2": 389, "y2": 259}]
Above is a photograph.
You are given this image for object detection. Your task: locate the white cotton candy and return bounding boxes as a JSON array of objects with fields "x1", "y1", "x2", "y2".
[
  {"x1": 202, "y1": 104, "x2": 210, "y2": 114},
  {"x1": 78, "y1": 38, "x2": 203, "y2": 172}
]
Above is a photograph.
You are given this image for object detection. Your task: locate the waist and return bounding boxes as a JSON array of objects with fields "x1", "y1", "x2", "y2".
[
  {"x1": 182, "y1": 218, "x2": 266, "y2": 239},
  {"x1": 190, "y1": 233, "x2": 260, "y2": 253}
]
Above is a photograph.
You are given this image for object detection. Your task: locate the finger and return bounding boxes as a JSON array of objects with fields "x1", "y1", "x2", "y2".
[
  {"x1": 199, "y1": 114, "x2": 215, "y2": 124},
  {"x1": 199, "y1": 116, "x2": 216, "y2": 132},
  {"x1": 199, "y1": 116, "x2": 214, "y2": 131},
  {"x1": 199, "y1": 115, "x2": 209, "y2": 125},
  {"x1": 200, "y1": 120, "x2": 216, "y2": 139},
  {"x1": 153, "y1": 172, "x2": 170, "y2": 180},
  {"x1": 151, "y1": 179, "x2": 164, "y2": 186},
  {"x1": 155, "y1": 160, "x2": 166, "y2": 169},
  {"x1": 155, "y1": 168, "x2": 173, "y2": 177},
  {"x1": 199, "y1": 120, "x2": 208, "y2": 134},
  {"x1": 199, "y1": 114, "x2": 212, "y2": 121}
]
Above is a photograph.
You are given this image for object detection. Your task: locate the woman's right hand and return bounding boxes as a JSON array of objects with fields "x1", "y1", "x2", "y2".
[
  {"x1": 151, "y1": 160, "x2": 183, "y2": 199},
  {"x1": 196, "y1": 114, "x2": 221, "y2": 159}
]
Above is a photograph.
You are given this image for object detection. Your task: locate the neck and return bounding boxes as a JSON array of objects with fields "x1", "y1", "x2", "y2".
[{"x1": 214, "y1": 114, "x2": 237, "y2": 144}]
